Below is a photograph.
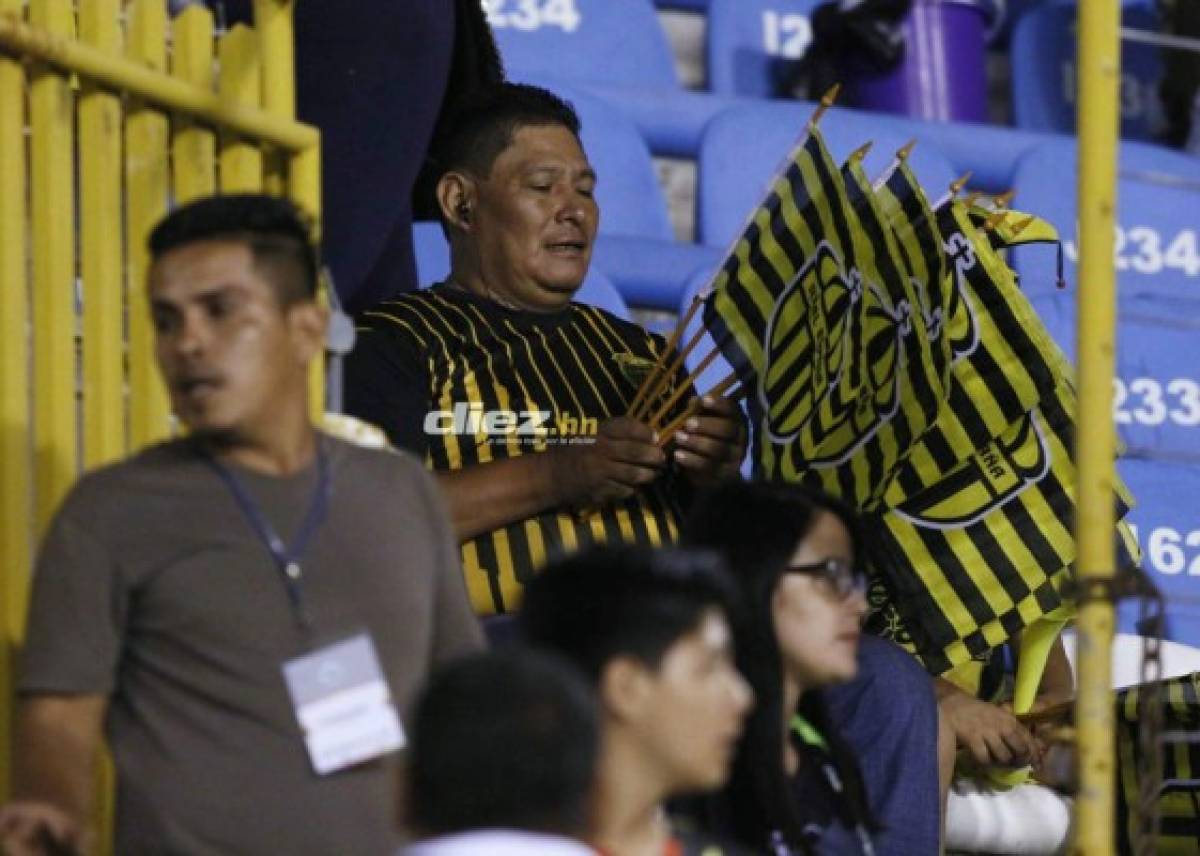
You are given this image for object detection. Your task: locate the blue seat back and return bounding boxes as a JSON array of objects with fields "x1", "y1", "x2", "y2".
[
  {"x1": 1009, "y1": 138, "x2": 1200, "y2": 303},
  {"x1": 1117, "y1": 458, "x2": 1200, "y2": 644},
  {"x1": 697, "y1": 102, "x2": 958, "y2": 249},
  {"x1": 706, "y1": 0, "x2": 822, "y2": 98},
  {"x1": 550, "y1": 84, "x2": 676, "y2": 241},
  {"x1": 1010, "y1": 0, "x2": 1165, "y2": 140},
  {"x1": 489, "y1": 0, "x2": 678, "y2": 89},
  {"x1": 411, "y1": 222, "x2": 631, "y2": 320},
  {"x1": 1030, "y1": 293, "x2": 1200, "y2": 461}
]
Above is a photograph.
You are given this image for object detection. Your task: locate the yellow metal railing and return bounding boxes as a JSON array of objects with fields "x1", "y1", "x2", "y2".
[
  {"x1": 0, "y1": 0, "x2": 320, "y2": 825},
  {"x1": 1073, "y1": 0, "x2": 1121, "y2": 852}
]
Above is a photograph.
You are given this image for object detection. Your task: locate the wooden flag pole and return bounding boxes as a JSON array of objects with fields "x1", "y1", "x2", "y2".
[
  {"x1": 809, "y1": 83, "x2": 841, "y2": 128},
  {"x1": 630, "y1": 326, "x2": 707, "y2": 422},
  {"x1": 627, "y1": 293, "x2": 703, "y2": 418},
  {"x1": 656, "y1": 373, "x2": 745, "y2": 447}
]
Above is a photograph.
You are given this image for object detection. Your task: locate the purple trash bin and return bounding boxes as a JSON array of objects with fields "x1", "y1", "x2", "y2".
[{"x1": 843, "y1": 0, "x2": 999, "y2": 123}]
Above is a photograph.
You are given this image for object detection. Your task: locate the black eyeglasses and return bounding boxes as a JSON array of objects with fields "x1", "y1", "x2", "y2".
[{"x1": 783, "y1": 558, "x2": 866, "y2": 599}]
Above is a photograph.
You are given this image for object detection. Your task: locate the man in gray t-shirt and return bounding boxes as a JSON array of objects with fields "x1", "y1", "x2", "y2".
[{"x1": 0, "y1": 195, "x2": 482, "y2": 856}]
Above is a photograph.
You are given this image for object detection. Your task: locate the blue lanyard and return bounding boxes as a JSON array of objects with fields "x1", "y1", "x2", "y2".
[{"x1": 207, "y1": 443, "x2": 332, "y2": 633}]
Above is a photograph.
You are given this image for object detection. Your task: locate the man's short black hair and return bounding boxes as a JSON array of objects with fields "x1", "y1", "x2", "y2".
[
  {"x1": 519, "y1": 546, "x2": 740, "y2": 684},
  {"x1": 148, "y1": 194, "x2": 319, "y2": 305},
  {"x1": 407, "y1": 649, "x2": 599, "y2": 838},
  {"x1": 433, "y1": 82, "x2": 582, "y2": 181}
]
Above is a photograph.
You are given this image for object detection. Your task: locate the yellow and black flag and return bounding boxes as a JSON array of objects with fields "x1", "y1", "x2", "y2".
[
  {"x1": 702, "y1": 125, "x2": 950, "y2": 509},
  {"x1": 865, "y1": 178, "x2": 1137, "y2": 671},
  {"x1": 888, "y1": 198, "x2": 1069, "y2": 494},
  {"x1": 874, "y1": 383, "x2": 1088, "y2": 671},
  {"x1": 1116, "y1": 672, "x2": 1200, "y2": 855},
  {"x1": 701, "y1": 119, "x2": 1138, "y2": 675}
]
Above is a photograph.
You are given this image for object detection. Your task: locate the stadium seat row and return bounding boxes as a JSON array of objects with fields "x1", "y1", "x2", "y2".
[{"x1": 489, "y1": 0, "x2": 1170, "y2": 144}]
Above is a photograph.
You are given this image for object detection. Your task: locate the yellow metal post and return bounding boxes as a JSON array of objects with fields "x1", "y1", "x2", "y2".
[
  {"x1": 0, "y1": 0, "x2": 31, "y2": 803},
  {"x1": 0, "y1": 14, "x2": 318, "y2": 151},
  {"x1": 170, "y1": 5, "x2": 216, "y2": 203},
  {"x1": 218, "y1": 25, "x2": 264, "y2": 192},
  {"x1": 125, "y1": 0, "x2": 171, "y2": 448},
  {"x1": 251, "y1": 0, "x2": 323, "y2": 416},
  {"x1": 29, "y1": 0, "x2": 77, "y2": 534},
  {"x1": 79, "y1": 0, "x2": 126, "y2": 468},
  {"x1": 1073, "y1": 0, "x2": 1122, "y2": 852},
  {"x1": 254, "y1": 0, "x2": 294, "y2": 195}
]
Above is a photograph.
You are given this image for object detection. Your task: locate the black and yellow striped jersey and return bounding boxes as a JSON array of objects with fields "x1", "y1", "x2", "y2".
[{"x1": 345, "y1": 283, "x2": 689, "y2": 615}]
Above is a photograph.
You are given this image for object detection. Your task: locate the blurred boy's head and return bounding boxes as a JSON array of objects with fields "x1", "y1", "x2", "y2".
[
  {"x1": 407, "y1": 649, "x2": 599, "y2": 839},
  {"x1": 519, "y1": 547, "x2": 753, "y2": 796}
]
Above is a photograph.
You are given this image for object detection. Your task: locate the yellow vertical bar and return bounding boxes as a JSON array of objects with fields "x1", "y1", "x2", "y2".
[
  {"x1": 1073, "y1": 0, "x2": 1121, "y2": 853},
  {"x1": 29, "y1": 0, "x2": 77, "y2": 535},
  {"x1": 170, "y1": 4, "x2": 216, "y2": 204},
  {"x1": 0, "y1": 0, "x2": 31, "y2": 804},
  {"x1": 126, "y1": 0, "x2": 171, "y2": 448},
  {"x1": 254, "y1": 0, "x2": 294, "y2": 194},
  {"x1": 252, "y1": 0, "x2": 323, "y2": 416},
  {"x1": 79, "y1": 0, "x2": 125, "y2": 468},
  {"x1": 77, "y1": 5, "x2": 121, "y2": 851},
  {"x1": 217, "y1": 25, "x2": 264, "y2": 192}
]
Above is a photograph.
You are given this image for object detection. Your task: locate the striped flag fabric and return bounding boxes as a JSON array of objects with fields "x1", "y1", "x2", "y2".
[
  {"x1": 702, "y1": 119, "x2": 1139, "y2": 674},
  {"x1": 703, "y1": 125, "x2": 950, "y2": 509}
]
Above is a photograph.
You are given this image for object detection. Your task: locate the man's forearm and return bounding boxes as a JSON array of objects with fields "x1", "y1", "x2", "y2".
[
  {"x1": 14, "y1": 695, "x2": 106, "y2": 828},
  {"x1": 437, "y1": 454, "x2": 559, "y2": 542}
]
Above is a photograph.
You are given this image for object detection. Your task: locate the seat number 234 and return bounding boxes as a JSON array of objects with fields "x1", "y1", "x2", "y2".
[{"x1": 483, "y1": 0, "x2": 582, "y2": 33}]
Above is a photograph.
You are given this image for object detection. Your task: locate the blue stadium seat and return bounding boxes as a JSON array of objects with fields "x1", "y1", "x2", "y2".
[
  {"x1": 543, "y1": 83, "x2": 722, "y2": 310},
  {"x1": 1029, "y1": 292, "x2": 1200, "y2": 462},
  {"x1": 1117, "y1": 458, "x2": 1200, "y2": 645},
  {"x1": 489, "y1": 0, "x2": 677, "y2": 89},
  {"x1": 410, "y1": 222, "x2": 633, "y2": 320},
  {"x1": 1010, "y1": 0, "x2": 1165, "y2": 140},
  {"x1": 1009, "y1": 138, "x2": 1200, "y2": 303},
  {"x1": 489, "y1": 0, "x2": 738, "y2": 159},
  {"x1": 697, "y1": 102, "x2": 958, "y2": 249},
  {"x1": 706, "y1": 0, "x2": 823, "y2": 98},
  {"x1": 557, "y1": 85, "x2": 674, "y2": 242}
]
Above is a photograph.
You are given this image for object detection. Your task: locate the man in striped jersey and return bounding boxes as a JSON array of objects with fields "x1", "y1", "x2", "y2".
[{"x1": 346, "y1": 83, "x2": 746, "y2": 616}]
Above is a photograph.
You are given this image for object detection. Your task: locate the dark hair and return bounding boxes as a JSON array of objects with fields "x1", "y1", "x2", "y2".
[
  {"x1": 519, "y1": 546, "x2": 739, "y2": 683},
  {"x1": 411, "y1": 0, "x2": 506, "y2": 219},
  {"x1": 682, "y1": 480, "x2": 876, "y2": 852},
  {"x1": 431, "y1": 82, "x2": 582, "y2": 184},
  {"x1": 407, "y1": 649, "x2": 599, "y2": 838},
  {"x1": 148, "y1": 194, "x2": 319, "y2": 305}
]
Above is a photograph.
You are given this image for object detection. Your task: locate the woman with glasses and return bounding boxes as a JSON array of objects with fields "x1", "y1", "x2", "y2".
[{"x1": 684, "y1": 481, "x2": 942, "y2": 856}]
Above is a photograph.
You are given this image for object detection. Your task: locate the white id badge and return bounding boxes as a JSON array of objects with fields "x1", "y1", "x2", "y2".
[{"x1": 282, "y1": 632, "x2": 405, "y2": 775}]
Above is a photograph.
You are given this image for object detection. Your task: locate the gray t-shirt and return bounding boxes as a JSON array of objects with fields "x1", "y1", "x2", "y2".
[{"x1": 20, "y1": 435, "x2": 483, "y2": 855}]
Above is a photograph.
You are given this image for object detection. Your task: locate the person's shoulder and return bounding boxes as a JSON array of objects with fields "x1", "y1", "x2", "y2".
[
  {"x1": 323, "y1": 429, "x2": 430, "y2": 487},
  {"x1": 71, "y1": 438, "x2": 198, "y2": 495},
  {"x1": 53, "y1": 439, "x2": 202, "y2": 527},
  {"x1": 356, "y1": 286, "x2": 476, "y2": 350},
  {"x1": 355, "y1": 289, "x2": 446, "y2": 335}
]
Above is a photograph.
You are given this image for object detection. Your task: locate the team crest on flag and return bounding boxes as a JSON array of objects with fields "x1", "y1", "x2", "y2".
[
  {"x1": 760, "y1": 240, "x2": 911, "y2": 469},
  {"x1": 892, "y1": 407, "x2": 1053, "y2": 530}
]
